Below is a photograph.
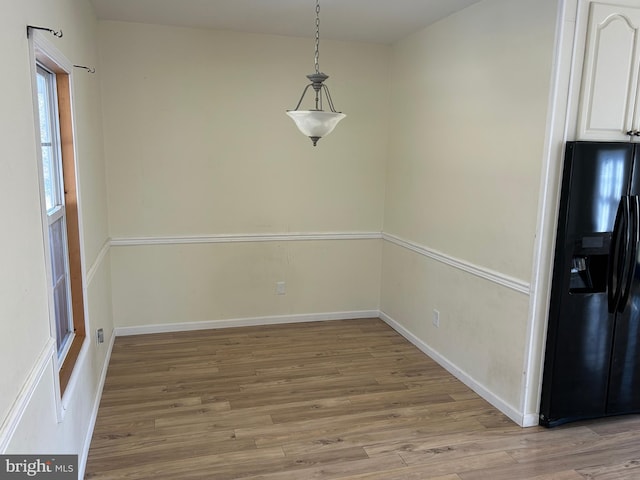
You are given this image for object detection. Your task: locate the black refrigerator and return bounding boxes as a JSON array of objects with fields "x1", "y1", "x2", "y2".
[{"x1": 540, "y1": 141, "x2": 640, "y2": 427}]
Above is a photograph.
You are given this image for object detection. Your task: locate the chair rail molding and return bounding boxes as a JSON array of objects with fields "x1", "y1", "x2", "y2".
[
  {"x1": 109, "y1": 232, "x2": 382, "y2": 246},
  {"x1": 382, "y1": 232, "x2": 530, "y2": 295}
]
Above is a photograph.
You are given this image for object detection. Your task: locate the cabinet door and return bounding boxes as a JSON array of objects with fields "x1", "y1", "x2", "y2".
[{"x1": 577, "y1": 3, "x2": 640, "y2": 141}]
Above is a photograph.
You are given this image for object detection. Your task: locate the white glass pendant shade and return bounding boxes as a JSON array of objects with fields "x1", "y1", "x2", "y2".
[{"x1": 286, "y1": 110, "x2": 346, "y2": 145}]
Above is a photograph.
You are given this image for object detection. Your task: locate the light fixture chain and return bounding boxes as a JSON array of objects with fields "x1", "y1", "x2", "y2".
[{"x1": 314, "y1": 0, "x2": 320, "y2": 74}]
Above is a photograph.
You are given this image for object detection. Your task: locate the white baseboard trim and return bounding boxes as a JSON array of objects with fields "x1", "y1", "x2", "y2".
[
  {"x1": 0, "y1": 338, "x2": 56, "y2": 453},
  {"x1": 114, "y1": 310, "x2": 381, "y2": 336},
  {"x1": 78, "y1": 329, "x2": 116, "y2": 479},
  {"x1": 521, "y1": 413, "x2": 540, "y2": 428},
  {"x1": 379, "y1": 311, "x2": 528, "y2": 428}
]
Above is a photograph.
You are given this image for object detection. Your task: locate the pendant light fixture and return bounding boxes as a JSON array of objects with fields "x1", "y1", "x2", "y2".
[{"x1": 286, "y1": 0, "x2": 346, "y2": 146}]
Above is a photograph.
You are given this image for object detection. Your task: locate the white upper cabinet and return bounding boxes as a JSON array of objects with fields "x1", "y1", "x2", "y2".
[{"x1": 577, "y1": 3, "x2": 640, "y2": 141}]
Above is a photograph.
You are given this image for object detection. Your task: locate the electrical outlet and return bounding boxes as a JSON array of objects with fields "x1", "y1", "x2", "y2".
[
  {"x1": 432, "y1": 309, "x2": 440, "y2": 328},
  {"x1": 276, "y1": 281, "x2": 286, "y2": 295},
  {"x1": 96, "y1": 328, "x2": 104, "y2": 344}
]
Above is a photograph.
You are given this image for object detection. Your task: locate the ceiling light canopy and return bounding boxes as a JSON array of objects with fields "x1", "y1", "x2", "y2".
[{"x1": 286, "y1": 0, "x2": 345, "y2": 146}]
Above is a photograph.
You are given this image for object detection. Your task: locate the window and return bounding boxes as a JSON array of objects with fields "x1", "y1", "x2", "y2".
[
  {"x1": 37, "y1": 64, "x2": 75, "y2": 362},
  {"x1": 31, "y1": 33, "x2": 87, "y2": 397}
]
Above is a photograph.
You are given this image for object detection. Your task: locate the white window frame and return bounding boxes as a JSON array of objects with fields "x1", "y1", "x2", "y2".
[{"x1": 28, "y1": 29, "x2": 90, "y2": 420}]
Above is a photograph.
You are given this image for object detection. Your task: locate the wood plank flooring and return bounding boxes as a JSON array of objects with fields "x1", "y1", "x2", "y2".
[{"x1": 85, "y1": 318, "x2": 640, "y2": 479}]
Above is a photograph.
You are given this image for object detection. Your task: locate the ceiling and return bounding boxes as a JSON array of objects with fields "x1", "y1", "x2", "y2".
[{"x1": 89, "y1": 0, "x2": 484, "y2": 45}]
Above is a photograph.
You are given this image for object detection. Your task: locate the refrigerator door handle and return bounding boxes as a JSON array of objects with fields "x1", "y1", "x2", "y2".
[
  {"x1": 609, "y1": 196, "x2": 630, "y2": 313},
  {"x1": 618, "y1": 195, "x2": 640, "y2": 313}
]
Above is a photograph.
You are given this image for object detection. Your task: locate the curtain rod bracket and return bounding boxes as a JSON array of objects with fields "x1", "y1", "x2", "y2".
[
  {"x1": 27, "y1": 26, "x2": 63, "y2": 38},
  {"x1": 74, "y1": 65, "x2": 96, "y2": 74}
]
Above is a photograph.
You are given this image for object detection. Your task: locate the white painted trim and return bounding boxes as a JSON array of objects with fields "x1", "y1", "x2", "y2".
[
  {"x1": 28, "y1": 29, "x2": 65, "y2": 418},
  {"x1": 110, "y1": 232, "x2": 382, "y2": 246},
  {"x1": 521, "y1": 0, "x2": 578, "y2": 430},
  {"x1": 114, "y1": 310, "x2": 380, "y2": 336},
  {"x1": 110, "y1": 231, "x2": 529, "y2": 296},
  {"x1": 86, "y1": 239, "x2": 111, "y2": 285},
  {"x1": 0, "y1": 339, "x2": 56, "y2": 452},
  {"x1": 31, "y1": 30, "x2": 73, "y2": 73},
  {"x1": 382, "y1": 233, "x2": 530, "y2": 295},
  {"x1": 78, "y1": 330, "x2": 116, "y2": 480},
  {"x1": 29, "y1": 29, "x2": 94, "y2": 421},
  {"x1": 59, "y1": 337, "x2": 91, "y2": 419},
  {"x1": 379, "y1": 311, "x2": 526, "y2": 427},
  {"x1": 522, "y1": 413, "x2": 540, "y2": 428}
]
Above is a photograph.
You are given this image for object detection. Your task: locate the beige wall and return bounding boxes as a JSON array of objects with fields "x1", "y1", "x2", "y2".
[
  {"x1": 385, "y1": 0, "x2": 557, "y2": 281},
  {"x1": 111, "y1": 241, "x2": 381, "y2": 328},
  {"x1": 0, "y1": 0, "x2": 50, "y2": 427},
  {"x1": 98, "y1": 22, "x2": 390, "y2": 327},
  {"x1": 100, "y1": 22, "x2": 389, "y2": 237},
  {"x1": 381, "y1": 242, "x2": 531, "y2": 407},
  {"x1": 0, "y1": 0, "x2": 112, "y2": 467},
  {"x1": 382, "y1": 0, "x2": 559, "y2": 417}
]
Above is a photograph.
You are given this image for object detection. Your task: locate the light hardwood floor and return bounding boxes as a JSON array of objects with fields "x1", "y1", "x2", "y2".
[{"x1": 85, "y1": 318, "x2": 640, "y2": 479}]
